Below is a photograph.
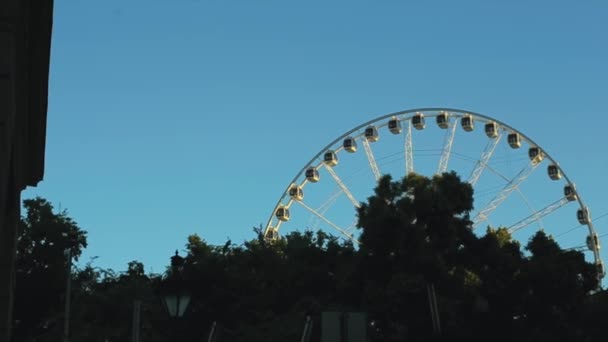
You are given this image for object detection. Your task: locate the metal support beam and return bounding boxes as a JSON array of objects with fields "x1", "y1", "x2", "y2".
[
  {"x1": 405, "y1": 120, "x2": 414, "y2": 175},
  {"x1": 324, "y1": 165, "x2": 360, "y2": 208},
  {"x1": 308, "y1": 187, "x2": 342, "y2": 231},
  {"x1": 361, "y1": 138, "x2": 381, "y2": 181},
  {"x1": 298, "y1": 201, "x2": 360, "y2": 244},
  {"x1": 437, "y1": 119, "x2": 458, "y2": 174},
  {"x1": 473, "y1": 160, "x2": 540, "y2": 227},
  {"x1": 468, "y1": 131, "x2": 503, "y2": 186},
  {"x1": 508, "y1": 197, "x2": 570, "y2": 233}
]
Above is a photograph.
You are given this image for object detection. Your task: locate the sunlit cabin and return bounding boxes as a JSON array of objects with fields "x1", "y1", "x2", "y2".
[
  {"x1": 305, "y1": 167, "x2": 320, "y2": 182},
  {"x1": 564, "y1": 184, "x2": 577, "y2": 201},
  {"x1": 587, "y1": 233, "x2": 601, "y2": 251},
  {"x1": 265, "y1": 228, "x2": 279, "y2": 241},
  {"x1": 528, "y1": 147, "x2": 544, "y2": 163},
  {"x1": 485, "y1": 122, "x2": 499, "y2": 138},
  {"x1": 436, "y1": 112, "x2": 449, "y2": 129},
  {"x1": 507, "y1": 133, "x2": 521, "y2": 149},
  {"x1": 343, "y1": 137, "x2": 357, "y2": 153},
  {"x1": 365, "y1": 126, "x2": 379, "y2": 142},
  {"x1": 412, "y1": 113, "x2": 426, "y2": 130},
  {"x1": 388, "y1": 117, "x2": 402, "y2": 134},
  {"x1": 577, "y1": 207, "x2": 590, "y2": 225},
  {"x1": 461, "y1": 114, "x2": 474, "y2": 132},
  {"x1": 276, "y1": 206, "x2": 290, "y2": 222},
  {"x1": 323, "y1": 150, "x2": 339, "y2": 166},
  {"x1": 548, "y1": 164, "x2": 561, "y2": 180},
  {"x1": 288, "y1": 185, "x2": 303, "y2": 201},
  {"x1": 598, "y1": 261, "x2": 606, "y2": 277}
]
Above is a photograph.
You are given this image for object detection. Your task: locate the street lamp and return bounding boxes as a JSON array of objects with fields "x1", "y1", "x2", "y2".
[{"x1": 161, "y1": 251, "x2": 191, "y2": 319}]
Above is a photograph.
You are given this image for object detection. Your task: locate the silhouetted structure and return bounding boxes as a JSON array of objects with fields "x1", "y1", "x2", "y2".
[{"x1": 0, "y1": 0, "x2": 53, "y2": 339}]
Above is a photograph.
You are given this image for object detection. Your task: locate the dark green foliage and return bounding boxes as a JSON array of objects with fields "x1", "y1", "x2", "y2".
[
  {"x1": 12, "y1": 183, "x2": 605, "y2": 341},
  {"x1": 355, "y1": 173, "x2": 479, "y2": 340},
  {"x1": 13, "y1": 197, "x2": 87, "y2": 342}
]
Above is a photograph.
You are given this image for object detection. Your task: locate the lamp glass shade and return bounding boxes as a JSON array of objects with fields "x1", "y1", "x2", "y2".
[
  {"x1": 163, "y1": 293, "x2": 191, "y2": 318},
  {"x1": 164, "y1": 295, "x2": 177, "y2": 317},
  {"x1": 178, "y1": 294, "x2": 191, "y2": 317}
]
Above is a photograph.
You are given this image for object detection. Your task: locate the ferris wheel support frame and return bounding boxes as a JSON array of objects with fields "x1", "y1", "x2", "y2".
[
  {"x1": 468, "y1": 130, "x2": 503, "y2": 186},
  {"x1": 264, "y1": 107, "x2": 602, "y2": 276},
  {"x1": 361, "y1": 138, "x2": 382, "y2": 181},
  {"x1": 473, "y1": 159, "x2": 541, "y2": 227},
  {"x1": 324, "y1": 165, "x2": 361, "y2": 209},
  {"x1": 405, "y1": 120, "x2": 414, "y2": 175},
  {"x1": 296, "y1": 200, "x2": 360, "y2": 244},
  {"x1": 508, "y1": 197, "x2": 571, "y2": 233},
  {"x1": 436, "y1": 118, "x2": 459, "y2": 175}
]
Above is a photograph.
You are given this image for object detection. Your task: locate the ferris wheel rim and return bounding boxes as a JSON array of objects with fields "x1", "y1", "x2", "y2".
[{"x1": 264, "y1": 107, "x2": 602, "y2": 270}]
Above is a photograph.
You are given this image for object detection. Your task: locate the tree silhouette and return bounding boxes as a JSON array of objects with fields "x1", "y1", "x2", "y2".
[{"x1": 12, "y1": 190, "x2": 605, "y2": 342}]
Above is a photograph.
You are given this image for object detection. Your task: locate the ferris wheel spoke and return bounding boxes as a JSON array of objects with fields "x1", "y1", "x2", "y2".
[
  {"x1": 472, "y1": 159, "x2": 541, "y2": 227},
  {"x1": 347, "y1": 217, "x2": 359, "y2": 232},
  {"x1": 317, "y1": 187, "x2": 342, "y2": 213},
  {"x1": 436, "y1": 118, "x2": 459, "y2": 174},
  {"x1": 308, "y1": 187, "x2": 342, "y2": 230},
  {"x1": 515, "y1": 188, "x2": 542, "y2": 230},
  {"x1": 361, "y1": 138, "x2": 382, "y2": 181},
  {"x1": 324, "y1": 165, "x2": 361, "y2": 208},
  {"x1": 297, "y1": 200, "x2": 361, "y2": 244},
  {"x1": 405, "y1": 120, "x2": 414, "y2": 175},
  {"x1": 508, "y1": 197, "x2": 571, "y2": 233},
  {"x1": 468, "y1": 131, "x2": 503, "y2": 186}
]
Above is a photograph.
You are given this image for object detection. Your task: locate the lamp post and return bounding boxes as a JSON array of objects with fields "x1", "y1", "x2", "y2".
[
  {"x1": 63, "y1": 248, "x2": 72, "y2": 342},
  {"x1": 160, "y1": 250, "x2": 191, "y2": 341},
  {"x1": 161, "y1": 251, "x2": 191, "y2": 318}
]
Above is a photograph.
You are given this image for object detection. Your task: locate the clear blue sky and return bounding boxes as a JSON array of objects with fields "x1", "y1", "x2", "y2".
[{"x1": 24, "y1": 0, "x2": 608, "y2": 274}]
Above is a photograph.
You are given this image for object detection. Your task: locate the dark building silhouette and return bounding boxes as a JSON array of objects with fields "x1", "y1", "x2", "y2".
[{"x1": 0, "y1": 0, "x2": 53, "y2": 339}]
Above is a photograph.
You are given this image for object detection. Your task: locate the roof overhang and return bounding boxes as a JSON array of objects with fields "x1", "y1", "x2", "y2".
[{"x1": 0, "y1": 0, "x2": 54, "y2": 188}]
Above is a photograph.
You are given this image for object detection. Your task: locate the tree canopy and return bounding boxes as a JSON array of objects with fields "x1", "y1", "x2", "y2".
[
  {"x1": 13, "y1": 198, "x2": 87, "y2": 342},
  {"x1": 11, "y1": 173, "x2": 605, "y2": 341}
]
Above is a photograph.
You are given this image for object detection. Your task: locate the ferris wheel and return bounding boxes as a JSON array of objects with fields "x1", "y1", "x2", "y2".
[{"x1": 264, "y1": 108, "x2": 604, "y2": 280}]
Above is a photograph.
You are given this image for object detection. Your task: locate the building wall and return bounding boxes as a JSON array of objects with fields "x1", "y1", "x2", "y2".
[
  {"x1": 0, "y1": 11, "x2": 19, "y2": 342},
  {"x1": 0, "y1": 0, "x2": 53, "y2": 339}
]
